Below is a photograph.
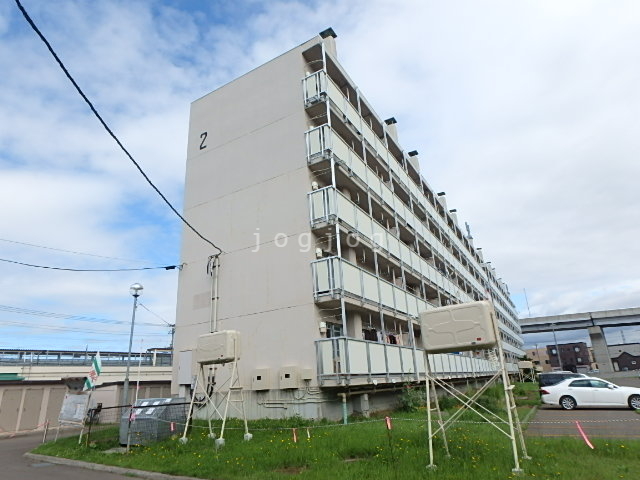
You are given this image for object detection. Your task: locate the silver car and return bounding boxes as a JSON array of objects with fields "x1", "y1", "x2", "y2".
[{"x1": 540, "y1": 377, "x2": 640, "y2": 410}]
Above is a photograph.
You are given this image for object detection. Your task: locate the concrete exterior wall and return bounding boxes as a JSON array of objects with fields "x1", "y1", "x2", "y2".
[{"x1": 173, "y1": 36, "x2": 325, "y2": 396}]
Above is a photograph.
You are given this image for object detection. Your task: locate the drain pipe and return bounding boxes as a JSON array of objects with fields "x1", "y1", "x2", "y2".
[
  {"x1": 338, "y1": 393, "x2": 348, "y2": 424},
  {"x1": 207, "y1": 254, "x2": 220, "y2": 333}
]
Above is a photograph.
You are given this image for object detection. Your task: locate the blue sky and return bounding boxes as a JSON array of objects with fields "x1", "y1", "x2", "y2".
[{"x1": 1, "y1": 0, "x2": 639, "y2": 352}]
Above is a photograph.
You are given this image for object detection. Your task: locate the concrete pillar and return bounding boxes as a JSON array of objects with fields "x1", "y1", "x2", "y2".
[
  {"x1": 588, "y1": 326, "x2": 614, "y2": 373},
  {"x1": 347, "y1": 312, "x2": 363, "y2": 339},
  {"x1": 359, "y1": 393, "x2": 370, "y2": 418}
]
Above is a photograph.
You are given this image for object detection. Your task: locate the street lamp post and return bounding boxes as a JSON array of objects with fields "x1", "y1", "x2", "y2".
[
  {"x1": 122, "y1": 283, "x2": 143, "y2": 407},
  {"x1": 551, "y1": 323, "x2": 563, "y2": 371}
]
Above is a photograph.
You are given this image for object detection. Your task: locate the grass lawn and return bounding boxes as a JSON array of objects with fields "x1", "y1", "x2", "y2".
[{"x1": 34, "y1": 408, "x2": 640, "y2": 480}]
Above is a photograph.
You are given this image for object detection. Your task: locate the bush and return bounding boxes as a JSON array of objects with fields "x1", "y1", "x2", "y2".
[
  {"x1": 399, "y1": 384, "x2": 426, "y2": 411},
  {"x1": 399, "y1": 384, "x2": 462, "y2": 412}
]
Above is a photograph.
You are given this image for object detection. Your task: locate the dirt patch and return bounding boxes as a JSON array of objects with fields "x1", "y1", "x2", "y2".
[
  {"x1": 344, "y1": 457, "x2": 363, "y2": 463},
  {"x1": 274, "y1": 466, "x2": 307, "y2": 475}
]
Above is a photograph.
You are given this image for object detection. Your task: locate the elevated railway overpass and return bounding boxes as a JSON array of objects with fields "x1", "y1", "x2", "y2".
[{"x1": 520, "y1": 307, "x2": 640, "y2": 373}]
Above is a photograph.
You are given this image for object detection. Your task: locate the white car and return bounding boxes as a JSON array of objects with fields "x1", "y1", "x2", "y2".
[{"x1": 540, "y1": 377, "x2": 640, "y2": 410}]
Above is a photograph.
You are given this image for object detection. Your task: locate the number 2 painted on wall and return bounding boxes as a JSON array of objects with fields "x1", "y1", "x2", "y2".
[{"x1": 199, "y1": 132, "x2": 207, "y2": 150}]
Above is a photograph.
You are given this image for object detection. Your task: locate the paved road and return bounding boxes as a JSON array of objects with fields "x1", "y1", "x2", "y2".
[
  {"x1": 0, "y1": 433, "x2": 131, "y2": 480},
  {"x1": 525, "y1": 374, "x2": 640, "y2": 439},
  {"x1": 526, "y1": 405, "x2": 640, "y2": 439}
]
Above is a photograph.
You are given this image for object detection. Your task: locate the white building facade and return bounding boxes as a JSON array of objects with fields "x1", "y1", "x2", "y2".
[{"x1": 173, "y1": 30, "x2": 524, "y2": 419}]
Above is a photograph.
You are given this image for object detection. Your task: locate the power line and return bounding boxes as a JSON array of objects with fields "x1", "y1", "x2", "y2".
[
  {"x1": 0, "y1": 257, "x2": 180, "y2": 272},
  {"x1": 14, "y1": 0, "x2": 223, "y2": 256},
  {"x1": 139, "y1": 303, "x2": 172, "y2": 326},
  {"x1": 139, "y1": 303, "x2": 175, "y2": 348},
  {"x1": 0, "y1": 237, "x2": 147, "y2": 263},
  {"x1": 0, "y1": 319, "x2": 168, "y2": 336},
  {"x1": 0, "y1": 304, "x2": 164, "y2": 327}
]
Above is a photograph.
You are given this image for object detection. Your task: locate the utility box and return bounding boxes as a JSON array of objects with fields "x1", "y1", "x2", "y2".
[
  {"x1": 419, "y1": 301, "x2": 497, "y2": 353},
  {"x1": 279, "y1": 366, "x2": 299, "y2": 389},
  {"x1": 300, "y1": 368, "x2": 314, "y2": 381},
  {"x1": 196, "y1": 330, "x2": 240, "y2": 365},
  {"x1": 251, "y1": 368, "x2": 272, "y2": 390}
]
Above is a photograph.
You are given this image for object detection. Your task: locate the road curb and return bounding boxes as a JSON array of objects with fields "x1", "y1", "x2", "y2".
[{"x1": 24, "y1": 452, "x2": 202, "y2": 480}]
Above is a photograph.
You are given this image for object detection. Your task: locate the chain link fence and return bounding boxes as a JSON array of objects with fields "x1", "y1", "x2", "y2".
[{"x1": 83, "y1": 400, "x2": 189, "y2": 447}]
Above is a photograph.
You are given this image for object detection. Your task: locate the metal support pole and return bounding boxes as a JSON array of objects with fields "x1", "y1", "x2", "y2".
[
  {"x1": 551, "y1": 324, "x2": 563, "y2": 370},
  {"x1": 122, "y1": 293, "x2": 139, "y2": 407}
]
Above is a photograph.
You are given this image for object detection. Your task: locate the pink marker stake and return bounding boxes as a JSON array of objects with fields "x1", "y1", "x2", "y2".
[{"x1": 575, "y1": 421, "x2": 594, "y2": 449}]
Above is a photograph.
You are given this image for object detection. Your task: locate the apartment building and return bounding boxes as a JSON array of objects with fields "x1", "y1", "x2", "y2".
[
  {"x1": 172, "y1": 29, "x2": 524, "y2": 419},
  {"x1": 546, "y1": 342, "x2": 591, "y2": 372}
]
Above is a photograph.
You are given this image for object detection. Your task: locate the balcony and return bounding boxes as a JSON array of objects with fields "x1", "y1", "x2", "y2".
[
  {"x1": 303, "y1": 71, "x2": 496, "y2": 291},
  {"x1": 311, "y1": 255, "x2": 432, "y2": 318},
  {"x1": 315, "y1": 337, "x2": 510, "y2": 386},
  {"x1": 309, "y1": 186, "x2": 461, "y2": 301}
]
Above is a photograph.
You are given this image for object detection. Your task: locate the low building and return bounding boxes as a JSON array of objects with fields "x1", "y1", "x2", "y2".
[
  {"x1": 608, "y1": 343, "x2": 640, "y2": 371},
  {"x1": 525, "y1": 347, "x2": 551, "y2": 372},
  {"x1": 0, "y1": 349, "x2": 172, "y2": 436}
]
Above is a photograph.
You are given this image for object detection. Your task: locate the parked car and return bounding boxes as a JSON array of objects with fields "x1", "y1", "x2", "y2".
[
  {"x1": 538, "y1": 371, "x2": 587, "y2": 387},
  {"x1": 540, "y1": 377, "x2": 640, "y2": 410}
]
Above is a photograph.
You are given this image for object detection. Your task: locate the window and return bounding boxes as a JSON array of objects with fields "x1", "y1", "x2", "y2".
[
  {"x1": 590, "y1": 380, "x2": 610, "y2": 389},
  {"x1": 574, "y1": 347, "x2": 580, "y2": 352},
  {"x1": 570, "y1": 379, "x2": 591, "y2": 388},
  {"x1": 577, "y1": 357, "x2": 582, "y2": 363}
]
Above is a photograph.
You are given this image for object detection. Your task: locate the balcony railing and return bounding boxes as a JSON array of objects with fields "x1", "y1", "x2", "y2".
[
  {"x1": 305, "y1": 128, "x2": 485, "y2": 300},
  {"x1": 315, "y1": 337, "x2": 514, "y2": 385},
  {"x1": 309, "y1": 186, "x2": 464, "y2": 302},
  {"x1": 309, "y1": 190, "x2": 522, "y2": 353},
  {"x1": 304, "y1": 73, "x2": 519, "y2": 312},
  {"x1": 311, "y1": 255, "x2": 434, "y2": 318}
]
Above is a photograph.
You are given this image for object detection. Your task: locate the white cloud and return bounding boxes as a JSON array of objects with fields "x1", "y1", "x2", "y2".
[{"x1": 1, "y1": 0, "x2": 638, "y2": 350}]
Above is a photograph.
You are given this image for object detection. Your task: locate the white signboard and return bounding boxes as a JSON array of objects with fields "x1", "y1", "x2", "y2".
[{"x1": 58, "y1": 393, "x2": 91, "y2": 425}]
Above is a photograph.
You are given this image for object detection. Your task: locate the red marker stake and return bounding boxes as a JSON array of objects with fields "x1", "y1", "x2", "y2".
[{"x1": 384, "y1": 416, "x2": 397, "y2": 470}]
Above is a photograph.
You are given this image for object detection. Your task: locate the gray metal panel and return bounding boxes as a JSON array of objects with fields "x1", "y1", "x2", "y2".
[
  {"x1": 20, "y1": 388, "x2": 44, "y2": 430},
  {"x1": 0, "y1": 389, "x2": 22, "y2": 432}
]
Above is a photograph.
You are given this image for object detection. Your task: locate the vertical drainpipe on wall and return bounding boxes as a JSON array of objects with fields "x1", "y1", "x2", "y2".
[{"x1": 208, "y1": 254, "x2": 221, "y2": 334}]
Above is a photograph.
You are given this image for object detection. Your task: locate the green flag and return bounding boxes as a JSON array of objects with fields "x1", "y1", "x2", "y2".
[{"x1": 83, "y1": 352, "x2": 102, "y2": 390}]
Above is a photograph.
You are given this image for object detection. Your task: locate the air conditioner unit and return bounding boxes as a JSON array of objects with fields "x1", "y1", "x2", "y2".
[
  {"x1": 419, "y1": 301, "x2": 497, "y2": 354},
  {"x1": 196, "y1": 330, "x2": 241, "y2": 365}
]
